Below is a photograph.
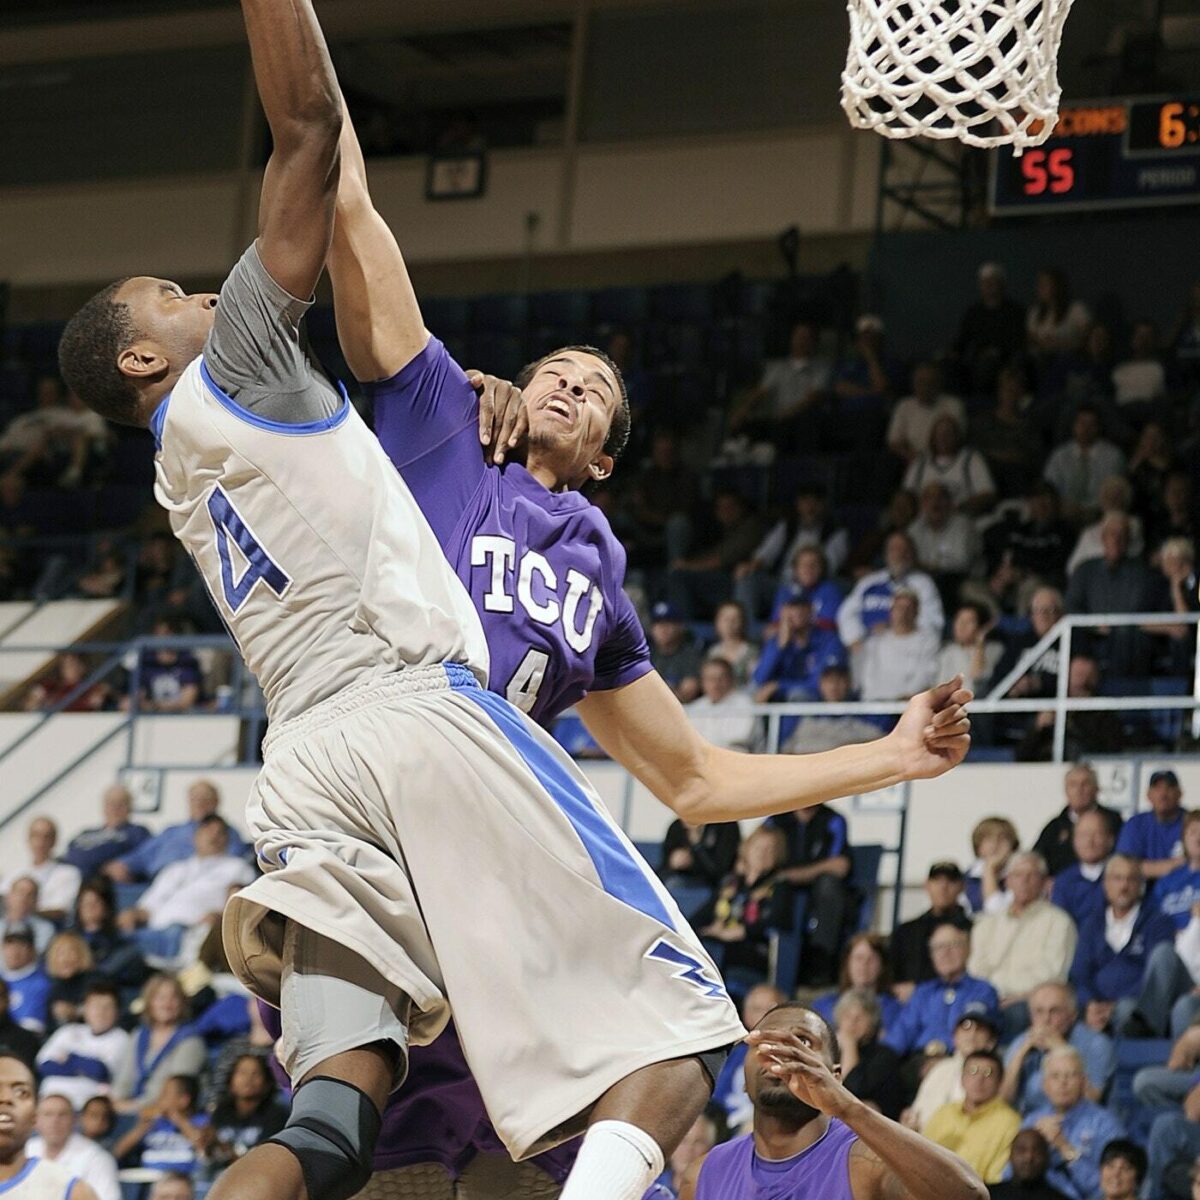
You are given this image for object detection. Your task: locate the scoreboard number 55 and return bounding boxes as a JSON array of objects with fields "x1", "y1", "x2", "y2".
[{"x1": 1020, "y1": 147, "x2": 1075, "y2": 196}]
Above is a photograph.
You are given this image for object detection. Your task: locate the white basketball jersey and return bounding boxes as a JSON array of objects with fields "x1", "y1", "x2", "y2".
[
  {"x1": 152, "y1": 357, "x2": 490, "y2": 724},
  {"x1": 4, "y1": 1158, "x2": 75, "y2": 1199}
]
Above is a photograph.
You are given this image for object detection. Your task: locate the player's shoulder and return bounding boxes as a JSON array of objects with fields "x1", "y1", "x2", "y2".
[{"x1": 366, "y1": 333, "x2": 470, "y2": 396}]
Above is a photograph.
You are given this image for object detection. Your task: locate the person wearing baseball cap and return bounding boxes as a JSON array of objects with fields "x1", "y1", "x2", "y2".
[
  {"x1": 1115, "y1": 770, "x2": 1185, "y2": 881},
  {"x1": 891, "y1": 862, "x2": 973, "y2": 999},
  {"x1": 1, "y1": 924, "x2": 50, "y2": 1035},
  {"x1": 905, "y1": 1003, "x2": 1003, "y2": 1132},
  {"x1": 648, "y1": 600, "x2": 703, "y2": 703}
]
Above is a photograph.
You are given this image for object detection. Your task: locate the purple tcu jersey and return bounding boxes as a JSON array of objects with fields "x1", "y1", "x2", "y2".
[
  {"x1": 368, "y1": 337, "x2": 652, "y2": 726},
  {"x1": 696, "y1": 1119, "x2": 858, "y2": 1200}
]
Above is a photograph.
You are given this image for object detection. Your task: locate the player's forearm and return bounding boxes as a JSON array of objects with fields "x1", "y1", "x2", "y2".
[
  {"x1": 842, "y1": 1097, "x2": 988, "y2": 1200},
  {"x1": 240, "y1": 0, "x2": 341, "y2": 146}
]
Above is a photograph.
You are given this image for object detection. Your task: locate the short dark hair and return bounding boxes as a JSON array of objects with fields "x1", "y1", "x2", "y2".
[
  {"x1": 758, "y1": 1002, "x2": 841, "y2": 1067},
  {"x1": 514, "y1": 345, "x2": 631, "y2": 465},
  {"x1": 0, "y1": 1050, "x2": 37, "y2": 1087},
  {"x1": 197, "y1": 814, "x2": 228, "y2": 835},
  {"x1": 58, "y1": 279, "x2": 142, "y2": 425},
  {"x1": 165, "y1": 1074, "x2": 200, "y2": 1108},
  {"x1": 1100, "y1": 1138, "x2": 1147, "y2": 1183},
  {"x1": 84, "y1": 980, "x2": 120, "y2": 1005}
]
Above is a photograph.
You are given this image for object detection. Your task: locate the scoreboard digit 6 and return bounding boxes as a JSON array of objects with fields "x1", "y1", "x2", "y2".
[{"x1": 990, "y1": 95, "x2": 1200, "y2": 216}]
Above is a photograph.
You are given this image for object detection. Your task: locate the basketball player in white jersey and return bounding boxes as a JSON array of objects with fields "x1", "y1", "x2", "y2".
[
  {"x1": 0, "y1": 1055, "x2": 97, "y2": 1200},
  {"x1": 56, "y1": 4, "x2": 751, "y2": 1200}
]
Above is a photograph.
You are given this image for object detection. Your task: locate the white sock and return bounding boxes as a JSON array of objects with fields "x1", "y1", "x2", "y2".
[{"x1": 559, "y1": 1120, "x2": 665, "y2": 1200}]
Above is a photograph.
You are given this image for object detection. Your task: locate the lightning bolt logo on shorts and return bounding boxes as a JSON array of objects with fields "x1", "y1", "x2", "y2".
[{"x1": 646, "y1": 939, "x2": 729, "y2": 1000}]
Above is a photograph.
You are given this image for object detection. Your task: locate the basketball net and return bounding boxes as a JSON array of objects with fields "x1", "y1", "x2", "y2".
[{"x1": 841, "y1": 0, "x2": 1076, "y2": 152}]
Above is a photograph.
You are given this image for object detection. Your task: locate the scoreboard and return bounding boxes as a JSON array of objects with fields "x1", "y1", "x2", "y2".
[{"x1": 990, "y1": 95, "x2": 1200, "y2": 216}]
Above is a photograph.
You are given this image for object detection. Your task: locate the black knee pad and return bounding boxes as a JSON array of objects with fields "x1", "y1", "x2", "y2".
[
  {"x1": 269, "y1": 1076, "x2": 381, "y2": 1200},
  {"x1": 695, "y1": 1044, "x2": 733, "y2": 1090}
]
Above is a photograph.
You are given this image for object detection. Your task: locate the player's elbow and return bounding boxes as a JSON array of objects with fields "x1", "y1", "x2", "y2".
[
  {"x1": 273, "y1": 95, "x2": 343, "y2": 158},
  {"x1": 669, "y1": 746, "x2": 738, "y2": 824}
]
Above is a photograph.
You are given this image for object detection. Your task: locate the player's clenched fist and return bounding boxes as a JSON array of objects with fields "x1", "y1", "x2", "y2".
[{"x1": 888, "y1": 676, "x2": 973, "y2": 781}]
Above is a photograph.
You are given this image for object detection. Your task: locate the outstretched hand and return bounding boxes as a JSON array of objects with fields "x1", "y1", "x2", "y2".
[
  {"x1": 466, "y1": 370, "x2": 528, "y2": 464},
  {"x1": 889, "y1": 676, "x2": 972, "y2": 781},
  {"x1": 745, "y1": 1030, "x2": 854, "y2": 1117}
]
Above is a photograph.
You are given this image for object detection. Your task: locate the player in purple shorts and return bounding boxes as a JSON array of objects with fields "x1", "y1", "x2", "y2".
[
  {"x1": 678, "y1": 1003, "x2": 987, "y2": 1200},
  {"x1": 325, "y1": 97, "x2": 973, "y2": 1200}
]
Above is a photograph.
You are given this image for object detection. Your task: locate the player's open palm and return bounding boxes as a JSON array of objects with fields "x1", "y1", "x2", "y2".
[
  {"x1": 747, "y1": 1031, "x2": 853, "y2": 1117},
  {"x1": 889, "y1": 676, "x2": 972, "y2": 780},
  {"x1": 466, "y1": 370, "x2": 529, "y2": 464}
]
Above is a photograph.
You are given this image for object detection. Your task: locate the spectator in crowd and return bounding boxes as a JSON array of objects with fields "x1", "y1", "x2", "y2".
[
  {"x1": 1071, "y1": 855, "x2": 1173, "y2": 1035},
  {"x1": 117, "y1": 816, "x2": 255, "y2": 961},
  {"x1": 620, "y1": 429, "x2": 697, "y2": 570},
  {"x1": 150, "y1": 1175, "x2": 194, "y2": 1200},
  {"x1": 1049, "y1": 810, "x2": 1115, "y2": 929},
  {"x1": 1043, "y1": 406, "x2": 1126, "y2": 525},
  {"x1": 965, "y1": 816, "x2": 1020, "y2": 916},
  {"x1": 667, "y1": 490, "x2": 764, "y2": 619},
  {"x1": 989, "y1": 587, "x2": 1065, "y2": 717},
  {"x1": 2, "y1": 925, "x2": 50, "y2": 1035},
  {"x1": 45, "y1": 931, "x2": 98, "y2": 1030},
  {"x1": 36, "y1": 981, "x2": 130, "y2": 1111},
  {"x1": 80, "y1": 1094, "x2": 117, "y2": 1153},
  {"x1": 904, "y1": 417, "x2": 997, "y2": 516},
  {"x1": 857, "y1": 589, "x2": 940, "y2": 702},
  {"x1": 834, "y1": 988, "x2": 904, "y2": 1120},
  {"x1": 937, "y1": 604, "x2": 1003, "y2": 697},
  {"x1": 885, "y1": 923, "x2": 999, "y2": 1062},
  {"x1": 111, "y1": 975, "x2": 205, "y2": 1112},
  {"x1": 27, "y1": 1093, "x2": 121, "y2": 1200},
  {"x1": 0, "y1": 977, "x2": 42, "y2": 1068},
  {"x1": 1033, "y1": 763, "x2": 1123, "y2": 878},
  {"x1": 646, "y1": 601, "x2": 702, "y2": 703},
  {"x1": 838, "y1": 530, "x2": 945, "y2": 651},
  {"x1": 1117, "y1": 769, "x2": 1185, "y2": 881},
  {"x1": 70, "y1": 881, "x2": 146, "y2": 990},
  {"x1": 925, "y1": 1049, "x2": 1021, "y2": 1184},
  {"x1": 0, "y1": 818, "x2": 82, "y2": 922},
  {"x1": 908, "y1": 482, "x2": 982, "y2": 607},
  {"x1": 984, "y1": 485, "x2": 1074, "y2": 614},
  {"x1": 0, "y1": 376, "x2": 87, "y2": 487},
  {"x1": 1151, "y1": 810, "x2": 1200, "y2": 930},
  {"x1": 1146, "y1": 1090, "x2": 1200, "y2": 1200},
  {"x1": 768, "y1": 803, "x2": 852, "y2": 986},
  {"x1": 1055, "y1": 323, "x2": 1117, "y2": 422},
  {"x1": 845, "y1": 488, "x2": 919, "y2": 578},
  {"x1": 1015, "y1": 656, "x2": 1126, "y2": 764},
  {"x1": 106, "y1": 779, "x2": 246, "y2": 884},
  {"x1": 752, "y1": 591, "x2": 846, "y2": 705},
  {"x1": 695, "y1": 826, "x2": 788, "y2": 984},
  {"x1": 205, "y1": 1053, "x2": 288, "y2": 1174},
  {"x1": 21, "y1": 652, "x2": 111, "y2": 714},
  {"x1": 1000, "y1": 982, "x2": 1115, "y2": 1116},
  {"x1": 1113, "y1": 320, "x2": 1167, "y2": 409},
  {"x1": 113, "y1": 1073, "x2": 210, "y2": 1176},
  {"x1": 1027, "y1": 268, "x2": 1091, "y2": 360},
  {"x1": 989, "y1": 1129, "x2": 1071, "y2": 1200},
  {"x1": 0, "y1": 878, "x2": 53, "y2": 956},
  {"x1": 832, "y1": 314, "x2": 903, "y2": 442},
  {"x1": 887, "y1": 361, "x2": 966, "y2": 464},
  {"x1": 703, "y1": 600, "x2": 758, "y2": 687},
  {"x1": 686, "y1": 658, "x2": 756, "y2": 751},
  {"x1": 63, "y1": 785, "x2": 151, "y2": 881},
  {"x1": 1147, "y1": 473, "x2": 1199, "y2": 559},
  {"x1": 710, "y1": 983, "x2": 786, "y2": 1131},
  {"x1": 1019, "y1": 1046, "x2": 1123, "y2": 1200},
  {"x1": 955, "y1": 262, "x2": 1027, "y2": 395},
  {"x1": 658, "y1": 816, "x2": 740, "y2": 896},
  {"x1": 891, "y1": 862, "x2": 974, "y2": 1000},
  {"x1": 735, "y1": 484, "x2": 849, "y2": 616},
  {"x1": 1129, "y1": 421, "x2": 1176, "y2": 530},
  {"x1": 905, "y1": 1005, "x2": 1002, "y2": 1133},
  {"x1": 129, "y1": 616, "x2": 203, "y2": 713},
  {"x1": 811, "y1": 932, "x2": 902, "y2": 1033},
  {"x1": 972, "y1": 365, "x2": 1042, "y2": 499},
  {"x1": 968, "y1": 852, "x2": 1078, "y2": 1034},
  {"x1": 1123, "y1": 896, "x2": 1200, "y2": 1041},
  {"x1": 1064, "y1": 476, "x2": 1145, "y2": 577},
  {"x1": 1095, "y1": 1140, "x2": 1147, "y2": 1200},
  {"x1": 1153, "y1": 537, "x2": 1200, "y2": 673},
  {"x1": 781, "y1": 663, "x2": 886, "y2": 754},
  {"x1": 730, "y1": 319, "x2": 832, "y2": 440},
  {"x1": 765, "y1": 545, "x2": 844, "y2": 632},
  {"x1": 198, "y1": 997, "x2": 277, "y2": 1113}
]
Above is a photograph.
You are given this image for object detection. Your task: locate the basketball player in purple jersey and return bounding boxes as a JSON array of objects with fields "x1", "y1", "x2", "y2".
[
  {"x1": 678, "y1": 1005, "x2": 988, "y2": 1200},
  {"x1": 325, "y1": 99, "x2": 973, "y2": 1200}
]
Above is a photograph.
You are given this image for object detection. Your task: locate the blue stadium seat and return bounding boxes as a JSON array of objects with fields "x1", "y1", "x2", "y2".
[
  {"x1": 1110, "y1": 1036, "x2": 1173, "y2": 1142},
  {"x1": 471, "y1": 293, "x2": 528, "y2": 336},
  {"x1": 1150, "y1": 676, "x2": 1190, "y2": 746}
]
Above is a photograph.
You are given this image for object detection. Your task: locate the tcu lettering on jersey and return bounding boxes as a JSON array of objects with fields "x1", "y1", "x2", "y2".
[{"x1": 471, "y1": 535, "x2": 603, "y2": 654}]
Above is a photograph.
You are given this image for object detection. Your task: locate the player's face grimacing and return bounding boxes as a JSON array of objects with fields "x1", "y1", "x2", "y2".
[
  {"x1": 115, "y1": 277, "x2": 219, "y2": 385},
  {"x1": 0, "y1": 1057, "x2": 36, "y2": 1158},
  {"x1": 521, "y1": 351, "x2": 620, "y2": 488}
]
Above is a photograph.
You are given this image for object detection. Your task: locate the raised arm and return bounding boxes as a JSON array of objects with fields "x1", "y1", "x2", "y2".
[
  {"x1": 328, "y1": 96, "x2": 428, "y2": 381},
  {"x1": 243, "y1": 0, "x2": 342, "y2": 300},
  {"x1": 575, "y1": 672, "x2": 970, "y2": 824}
]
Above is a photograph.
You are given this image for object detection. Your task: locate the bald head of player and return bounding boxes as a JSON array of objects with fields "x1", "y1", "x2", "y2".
[
  {"x1": 0, "y1": 1054, "x2": 37, "y2": 1167},
  {"x1": 58, "y1": 277, "x2": 219, "y2": 427},
  {"x1": 513, "y1": 345, "x2": 631, "y2": 490}
]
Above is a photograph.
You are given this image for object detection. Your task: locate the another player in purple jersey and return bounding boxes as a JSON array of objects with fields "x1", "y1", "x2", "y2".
[
  {"x1": 678, "y1": 1004, "x2": 987, "y2": 1200},
  {"x1": 325, "y1": 101, "x2": 975, "y2": 1200}
]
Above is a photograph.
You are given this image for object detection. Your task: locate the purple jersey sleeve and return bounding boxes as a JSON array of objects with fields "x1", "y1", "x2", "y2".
[
  {"x1": 367, "y1": 336, "x2": 486, "y2": 545},
  {"x1": 590, "y1": 585, "x2": 652, "y2": 692}
]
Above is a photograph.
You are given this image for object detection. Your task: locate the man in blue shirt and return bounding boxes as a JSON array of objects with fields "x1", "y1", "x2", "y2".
[
  {"x1": 1000, "y1": 981, "x2": 1114, "y2": 1115},
  {"x1": 885, "y1": 922, "x2": 999, "y2": 1059},
  {"x1": 0, "y1": 926, "x2": 50, "y2": 1035},
  {"x1": 752, "y1": 590, "x2": 846, "y2": 704},
  {"x1": 63, "y1": 783, "x2": 151, "y2": 880},
  {"x1": 1151, "y1": 810, "x2": 1200, "y2": 929},
  {"x1": 105, "y1": 778, "x2": 247, "y2": 883},
  {"x1": 1116, "y1": 770, "x2": 1185, "y2": 883},
  {"x1": 1050, "y1": 809, "x2": 1114, "y2": 930}
]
